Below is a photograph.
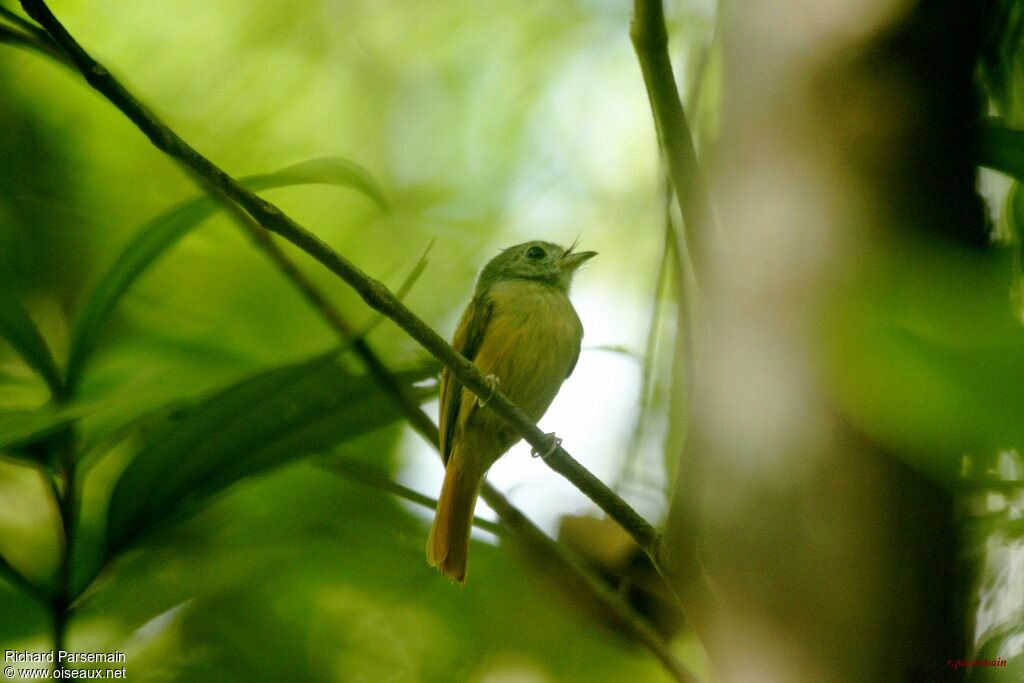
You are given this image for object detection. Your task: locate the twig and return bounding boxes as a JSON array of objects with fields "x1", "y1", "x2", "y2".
[
  {"x1": 318, "y1": 459, "x2": 505, "y2": 536},
  {"x1": 616, "y1": 178, "x2": 677, "y2": 493},
  {"x1": 0, "y1": 12, "x2": 65, "y2": 64},
  {"x1": 51, "y1": 434, "x2": 77, "y2": 670},
  {"x1": 1, "y1": 2, "x2": 44, "y2": 38},
  {"x1": 19, "y1": 0, "x2": 660, "y2": 563},
  {"x1": 630, "y1": 0, "x2": 717, "y2": 282},
  {"x1": 217, "y1": 198, "x2": 441, "y2": 439}
]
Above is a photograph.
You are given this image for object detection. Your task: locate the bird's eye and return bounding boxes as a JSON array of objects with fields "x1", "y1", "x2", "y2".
[{"x1": 526, "y1": 246, "x2": 546, "y2": 260}]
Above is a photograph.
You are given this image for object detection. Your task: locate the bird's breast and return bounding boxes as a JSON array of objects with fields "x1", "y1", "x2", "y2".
[{"x1": 472, "y1": 280, "x2": 584, "y2": 422}]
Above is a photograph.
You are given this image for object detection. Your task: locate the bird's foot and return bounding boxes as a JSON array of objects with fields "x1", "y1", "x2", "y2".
[
  {"x1": 531, "y1": 433, "x2": 562, "y2": 460},
  {"x1": 477, "y1": 374, "x2": 500, "y2": 407}
]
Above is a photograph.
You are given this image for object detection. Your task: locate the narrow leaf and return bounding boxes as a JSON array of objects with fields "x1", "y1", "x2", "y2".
[
  {"x1": 242, "y1": 157, "x2": 388, "y2": 209},
  {"x1": 104, "y1": 351, "x2": 433, "y2": 555},
  {"x1": 0, "y1": 405, "x2": 88, "y2": 455},
  {"x1": 65, "y1": 157, "x2": 388, "y2": 394},
  {"x1": 0, "y1": 289, "x2": 64, "y2": 399},
  {"x1": 357, "y1": 238, "x2": 434, "y2": 339},
  {"x1": 393, "y1": 239, "x2": 434, "y2": 301}
]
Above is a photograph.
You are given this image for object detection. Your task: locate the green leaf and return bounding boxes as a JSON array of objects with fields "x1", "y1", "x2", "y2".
[
  {"x1": 65, "y1": 157, "x2": 388, "y2": 394},
  {"x1": 978, "y1": 120, "x2": 1024, "y2": 181},
  {"x1": 0, "y1": 289, "x2": 64, "y2": 399},
  {"x1": 393, "y1": 238, "x2": 434, "y2": 301},
  {"x1": 104, "y1": 351, "x2": 433, "y2": 556},
  {"x1": 241, "y1": 156, "x2": 388, "y2": 209},
  {"x1": 0, "y1": 404, "x2": 88, "y2": 456},
  {"x1": 357, "y1": 238, "x2": 434, "y2": 338},
  {"x1": 0, "y1": 550, "x2": 48, "y2": 603}
]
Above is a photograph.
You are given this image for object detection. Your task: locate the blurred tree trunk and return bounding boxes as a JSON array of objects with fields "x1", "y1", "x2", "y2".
[{"x1": 661, "y1": 2, "x2": 983, "y2": 680}]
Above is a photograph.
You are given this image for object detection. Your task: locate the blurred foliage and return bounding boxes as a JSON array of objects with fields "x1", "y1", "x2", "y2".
[
  {"x1": 102, "y1": 354, "x2": 435, "y2": 561},
  {"x1": 824, "y1": 244, "x2": 1024, "y2": 483}
]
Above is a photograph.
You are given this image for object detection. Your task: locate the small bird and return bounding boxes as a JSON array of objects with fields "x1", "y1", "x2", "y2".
[{"x1": 427, "y1": 240, "x2": 596, "y2": 583}]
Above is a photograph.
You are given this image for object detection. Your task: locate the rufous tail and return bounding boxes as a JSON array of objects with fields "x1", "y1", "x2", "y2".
[{"x1": 426, "y1": 458, "x2": 481, "y2": 583}]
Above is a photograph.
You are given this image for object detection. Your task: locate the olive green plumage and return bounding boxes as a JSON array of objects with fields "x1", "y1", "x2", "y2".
[{"x1": 427, "y1": 241, "x2": 596, "y2": 583}]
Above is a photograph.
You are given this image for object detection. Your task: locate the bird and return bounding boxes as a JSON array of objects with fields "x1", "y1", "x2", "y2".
[{"x1": 427, "y1": 240, "x2": 596, "y2": 583}]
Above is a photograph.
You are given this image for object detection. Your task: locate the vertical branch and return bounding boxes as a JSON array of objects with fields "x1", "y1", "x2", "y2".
[
  {"x1": 49, "y1": 435, "x2": 76, "y2": 670},
  {"x1": 631, "y1": 1, "x2": 723, "y2": 671},
  {"x1": 631, "y1": 0, "x2": 717, "y2": 282},
  {"x1": 615, "y1": 177, "x2": 676, "y2": 494}
]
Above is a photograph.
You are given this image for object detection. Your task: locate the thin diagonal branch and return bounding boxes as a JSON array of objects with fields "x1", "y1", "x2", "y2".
[
  {"x1": 318, "y1": 459, "x2": 505, "y2": 536},
  {"x1": 19, "y1": 0, "x2": 660, "y2": 562},
  {"x1": 0, "y1": 24, "x2": 60, "y2": 61},
  {"x1": 1, "y1": 2, "x2": 45, "y2": 39},
  {"x1": 219, "y1": 200, "x2": 439, "y2": 438},
  {"x1": 0, "y1": 8, "x2": 65, "y2": 64}
]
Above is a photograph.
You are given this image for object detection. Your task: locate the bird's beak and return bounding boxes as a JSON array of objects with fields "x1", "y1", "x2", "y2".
[{"x1": 559, "y1": 250, "x2": 597, "y2": 271}]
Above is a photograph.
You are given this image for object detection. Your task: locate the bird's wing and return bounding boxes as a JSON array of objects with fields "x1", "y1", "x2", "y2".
[{"x1": 439, "y1": 293, "x2": 493, "y2": 464}]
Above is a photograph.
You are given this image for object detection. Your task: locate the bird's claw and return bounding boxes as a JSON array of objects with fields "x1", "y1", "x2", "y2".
[
  {"x1": 531, "y1": 433, "x2": 562, "y2": 460},
  {"x1": 477, "y1": 374, "x2": 500, "y2": 407}
]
